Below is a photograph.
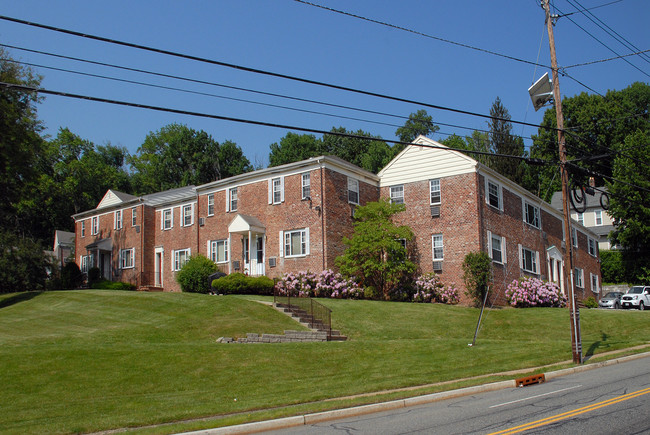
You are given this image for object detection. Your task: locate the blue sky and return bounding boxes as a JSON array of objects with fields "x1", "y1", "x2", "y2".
[{"x1": 1, "y1": 0, "x2": 648, "y2": 167}]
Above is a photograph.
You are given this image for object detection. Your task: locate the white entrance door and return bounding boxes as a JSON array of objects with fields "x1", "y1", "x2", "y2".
[
  {"x1": 154, "y1": 248, "x2": 164, "y2": 287},
  {"x1": 255, "y1": 236, "x2": 265, "y2": 276}
]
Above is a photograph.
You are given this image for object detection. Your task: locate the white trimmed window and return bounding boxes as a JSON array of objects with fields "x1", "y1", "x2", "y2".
[
  {"x1": 209, "y1": 240, "x2": 229, "y2": 263},
  {"x1": 114, "y1": 210, "x2": 123, "y2": 230},
  {"x1": 486, "y1": 178, "x2": 502, "y2": 210},
  {"x1": 282, "y1": 228, "x2": 309, "y2": 257},
  {"x1": 432, "y1": 234, "x2": 444, "y2": 261},
  {"x1": 575, "y1": 268, "x2": 584, "y2": 288},
  {"x1": 390, "y1": 185, "x2": 404, "y2": 204},
  {"x1": 267, "y1": 177, "x2": 284, "y2": 205},
  {"x1": 430, "y1": 179, "x2": 441, "y2": 205},
  {"x1": 182, "y1": 204, "x2": 194, "y2": 227},
  {"x1": 595, "y1": 210, "x2": 603, "y2": 226},
  {"x1": 302, "y1": 173, "x2": 311, "y2": 199},
  {"x1": 588, "y1": 237, "x2": 597, "y2": 256},
  {"x1": 348, "y1": 177, "x2": 359, "y2": 205},
  {"x1": 131, "y1": 207, "x2": 137, "y2": 226},
  {"x1": 577, "y1": 212, "x2": 584, "y2": 225},
  {"x1": 91, "y1": 216, "x2": 99, "y2": 235},
  {"x1": 162, "y1": 208, "x2": 173, "y2": 230},
  {"x1": 487, "y1": 231, "x2": 507, "y2": 264},
  {"x1": 230, "y1": 188, "x2": 238, "y2": 211},
  {"x1": 519, "y1": 245, "x2": 539, "y2": 274},
  {"x1": 590, "y1": 273, "x2": 599, "y2": 293},
  {"x1": 173, "y1": 249, "x2": 191, "y2": 271},
  {"x1": 207, "y1": 194, "x2": 214, "y2": 216},
  {"x1": 523, "y1": 200, "x2": 540, "y2": 228},
  {"x1": 120, "y1": 248, "x2": 135, "y2": 269},
  {"x1": 80, "y1": 255, "x2": 89, "y2": 273},
  {"x1": 81, "y1": 221, "x2": 85, "y2": 238}
]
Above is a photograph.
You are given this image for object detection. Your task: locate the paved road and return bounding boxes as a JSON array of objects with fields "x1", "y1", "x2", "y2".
[{"x1": 263, "y1": 355, "x2": 650, "y2": 434}]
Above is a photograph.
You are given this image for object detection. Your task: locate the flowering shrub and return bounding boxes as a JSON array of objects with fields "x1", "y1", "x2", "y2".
[
  {"x1": 505, "y1": 277, "x2": 567, "y2": 308},
  {"x1": 275, "y1": 269, "x2": 364, "y2": 299},
  {"x1": 412, "y1": 273, "x2": 460, "y2": 305}
]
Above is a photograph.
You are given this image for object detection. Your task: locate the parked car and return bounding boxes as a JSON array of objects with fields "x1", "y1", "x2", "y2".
[
  {"x1": 621, "y1": 286, "x2": 650, "y2": 310},
  {"x1": 598, "y1": 292, "x2": 624, "y2": 309}
]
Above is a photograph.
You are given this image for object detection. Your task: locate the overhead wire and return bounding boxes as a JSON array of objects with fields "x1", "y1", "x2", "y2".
[{"x1": 0, "y1": 81, "x2": 555, "y2": 166}]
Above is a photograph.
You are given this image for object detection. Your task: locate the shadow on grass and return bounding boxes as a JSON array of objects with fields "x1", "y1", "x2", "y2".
[
  {"x1": 584, "y1": 332, "x2": 609, "y2": 361},
  {"x1": 0, "y1": 291, "x2": 43, "y2": 309}
]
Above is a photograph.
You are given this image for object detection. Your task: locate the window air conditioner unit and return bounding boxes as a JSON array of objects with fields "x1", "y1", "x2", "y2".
[
  {"x1": 199, "y1": 217, "x2": 205, "y2": 227},
  {"x1": 233, "y1": 261, "x2": 240, "y2": 271},
  {"x1": 430, "y1": 206, "x2": 440, "y2": 218},
  {"x1": 433, "y1": 261, "x2": 443, "y2": 273},
  {"x1": 135, "y1": 225, "x2": 141, "y2": 233},
  {"x1": 269, "y1": 257, "x2": 277, "y2": 267}
]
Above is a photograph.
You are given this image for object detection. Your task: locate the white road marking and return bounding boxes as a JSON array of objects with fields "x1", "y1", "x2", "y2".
[{"x1": 489, "y1": 385, "x2": 582, "y2": 408}]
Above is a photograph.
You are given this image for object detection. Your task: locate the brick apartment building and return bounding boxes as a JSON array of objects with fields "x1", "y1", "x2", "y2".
[{"x1": 72, "y1": 136, "x2": 602, "y2": 303}]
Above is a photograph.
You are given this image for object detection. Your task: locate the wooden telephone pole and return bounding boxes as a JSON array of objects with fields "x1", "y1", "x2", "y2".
[{"x1": 542, "y1": 0, "x2": 582, "y2": 364}]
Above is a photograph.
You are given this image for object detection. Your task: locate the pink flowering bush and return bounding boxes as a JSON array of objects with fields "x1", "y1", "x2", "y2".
[
  {"x1": 505, "y1": 277, "x2": 567, "y2": 308},
  {"x1": 412, "y1": 273, "x2": 460, "y2": 305},
  {"x1": 275, "y1": 269, "x2": 364, "y2": 299}
]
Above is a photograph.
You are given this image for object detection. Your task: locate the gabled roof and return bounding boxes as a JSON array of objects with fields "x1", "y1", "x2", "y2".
[
  {"x1": 96, "y1": 189, "x2": 138, "y2": 209},
  {"x1": 141, "y1": 186, "x2": 197, "y2": 207},
  {"x1": 53, "y1": 230, "x2": 75, "y2": 250},
  {"x1": 378, "y1": 135, "x2": 477, "y2": 187}
]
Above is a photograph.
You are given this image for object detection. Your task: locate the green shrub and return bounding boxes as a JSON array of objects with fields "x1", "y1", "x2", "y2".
[
  {"x1": 600, "y1": 250, "x2": 625, "y2": 284},
  {"x1": 61, "y1": 262, "x2": 84, "y2": 290},
  {"x1": 90, "y1": 280, "x2": 136, "y2": 290},
  {"x1": 176, "y1": 255, "x2": 218, "y2": 293},
  {"x1": 211, "y1": 273, "x2": 274, "y2": 295},
  {"x1": 87, "y1": 267, "x2": 101, "y2": 287},
  {"x1": 462, "y1": 251, "x2": 493, "y2": 307},
  {"x1": 584, "y1": 296, "x2": 598, "y2": 309}
]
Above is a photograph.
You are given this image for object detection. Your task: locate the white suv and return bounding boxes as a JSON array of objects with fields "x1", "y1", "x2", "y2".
[{"x1": 621, "y1": 286, "x2": 650, "y2": 310}]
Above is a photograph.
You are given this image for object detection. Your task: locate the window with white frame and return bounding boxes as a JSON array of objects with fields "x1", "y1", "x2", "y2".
[
  {"x1": 571, "y1": 227, "x2": 578, "y2": 248},
  {"x1": 488, "y1": 231, "x2": 506, "y2": 264},
  {"x1": 520, "y1": 246, "x2": 539, "y2": 274},
  {"x1": 348, "y1": 177, "x2": 359, "y2": 205},
  {"x1": 595, "y1": 210, "x2": 603, "y2": 226},
  {"x1": 590, "y1": 273, "x2": 599, "y2": 293},
  {"x1": 588, "y1": 237, "x2": 597, "y2": 256},
  {"x1": 272, "y1": 177, "x2": 283, "y2": 204},
  {"x1": 207, "y1": 194, "x2": 214, "y2": 216},
  {"x1": 575, "y1": 267, "x2": 584, "y2": 288},
  {"x1": 390, "y1": 185, "x2": 404, "y2": 204},
  {"x1": 577, "y1": 212, "x2": 584, "y2": 225},
  {"x1": 120, "y1": 248, "x2": 135, "y2": 269},
  {"x1": 173, "y1": 249, "x2": 191, "y2": 271},
  {"x1": 131, "y1": 207, "x2": 137, "y2": 226},
  {"x1": 209, "y1": 240, "x2": 229, "y2": 263},
  {"x1": 301, "y1": 173, "x2": 311, "y2": 199},
  {"x1": 432, "y1": 234, "x2": 444, "y2": 261},
  {"x1": 486, "y1": 179, "x2": 502, "y2": 210},
  {"x1": 182, "y1": 204, "x2": 193, "y2": 227},
  {"x1": 283, "y1": 229, "x2": 309, "y2": 257},
  {"x1": 230, "y1": 188, "x2": 238, "y2": 211},
  {"x1": 81, "y1": 221, "x2": 85, "y2": 238},
  {"x1": 430, "y1": 179, "x2": 441, "y2": 205},
  {"x1": 523, "y1": 201, "x2": 540, "y2": 228},
  {"x1": 114, "y1": 210, "x2": 123, "y2": 230},
  {"x1": 91, "y1": 216, "x2": 99, "y2": 235},
  {"x1": 81, "y1": 255, "x2": 88, "y2": 273},
  {"x1": 162, "y1": 208, "x2": 173, "y2": 230}
]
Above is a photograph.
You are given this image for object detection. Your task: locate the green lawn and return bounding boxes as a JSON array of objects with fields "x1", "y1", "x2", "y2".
[{"x1": 0, "y1": 291, "x2": 648, "y2": 434}]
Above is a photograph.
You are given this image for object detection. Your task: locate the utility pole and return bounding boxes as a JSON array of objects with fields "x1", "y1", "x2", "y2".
[{"x1": 542, "y1": 0, "x2": 582, "y2": 364}]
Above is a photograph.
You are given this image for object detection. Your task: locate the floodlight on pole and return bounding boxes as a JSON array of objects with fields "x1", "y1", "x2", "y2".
[{"x1": 528, "y1": 72, "x2": 554, "y2": 111}]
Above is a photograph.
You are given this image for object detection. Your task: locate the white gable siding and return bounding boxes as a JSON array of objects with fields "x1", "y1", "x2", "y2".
[
  {"x1": 379, "y1": 138, "x2": 476, "y2": 187},
  {"x1": 97, "y1": 190, "x2": 122, "y2": 209}
]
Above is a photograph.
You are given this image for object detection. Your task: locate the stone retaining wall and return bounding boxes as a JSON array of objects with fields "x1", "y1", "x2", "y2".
[{"x1": 217, "y1": 330, "x2": 328, "y2": 344}]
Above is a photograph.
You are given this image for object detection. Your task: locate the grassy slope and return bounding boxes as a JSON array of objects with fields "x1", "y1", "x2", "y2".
[{"x1": 0, "y1": 291, "x2": 648, "y2": 434}]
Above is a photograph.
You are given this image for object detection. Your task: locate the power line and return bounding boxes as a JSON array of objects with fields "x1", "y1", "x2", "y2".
[
  {"x1": 564, "y1": 49, "x2": 650, "y2": 69},
  {"x1": 557, "y1": 0, "x2": 624, "y2": 17},
  {"x1": 0, "y1": 81, "x2": 554, "y2": 165},
  {"x1": 567, "y1": 0, "x2": 650, "y2": 65},
  {"x1": 0, "y1": 14, "x2": 557, "y2": 132},
  {"x1": 293, "y1": 0, "x2": 551, "y2": 69}
]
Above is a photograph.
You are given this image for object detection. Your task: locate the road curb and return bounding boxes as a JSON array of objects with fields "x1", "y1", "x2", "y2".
[{"x1": 178, "y1": 351, "x2": 650, "y2": 435}]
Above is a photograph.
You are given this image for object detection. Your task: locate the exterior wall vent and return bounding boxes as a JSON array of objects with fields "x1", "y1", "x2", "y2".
[{"x1": 269, "y1": 257, "x2": 277, "y2": 267}]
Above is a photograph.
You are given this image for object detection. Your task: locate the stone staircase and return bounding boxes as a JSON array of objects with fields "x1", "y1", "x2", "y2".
[{"x1": 275, "y1": 304, "x2": 347, "y2": 341}]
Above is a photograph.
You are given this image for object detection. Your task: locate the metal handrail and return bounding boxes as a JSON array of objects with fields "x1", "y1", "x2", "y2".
[{"x1": 274, "y1": 290, "x2": 332, "y2": 338}]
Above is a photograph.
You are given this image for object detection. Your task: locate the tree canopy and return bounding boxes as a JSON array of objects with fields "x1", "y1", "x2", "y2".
[{"x1": 130, "y1": 123, "x2": 251, "y2": 194}]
